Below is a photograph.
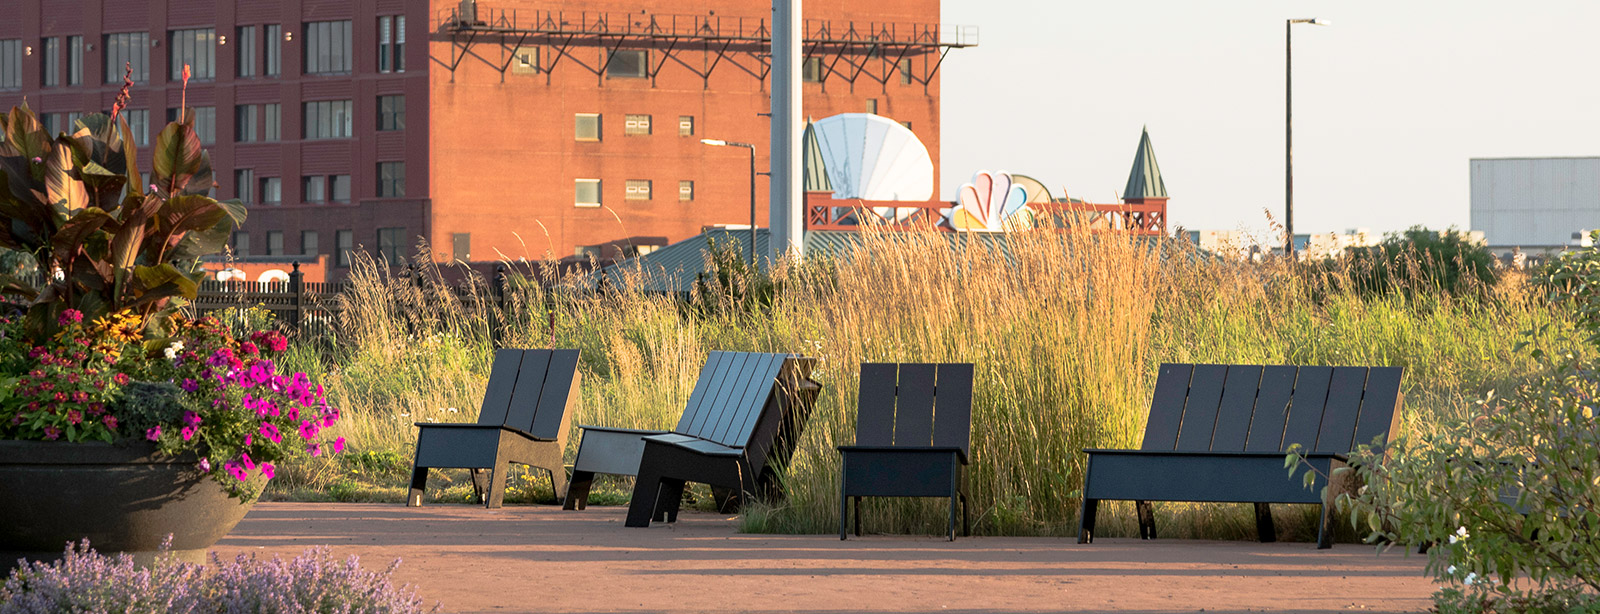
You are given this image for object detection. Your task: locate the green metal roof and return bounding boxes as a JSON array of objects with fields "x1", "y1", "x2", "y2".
[
  {"x1": 1123, "y1": 126, "x2": 1168, "y2": 199},
  {"x1": 802, "y1": 119, "x2": 832, "y2": 193}
]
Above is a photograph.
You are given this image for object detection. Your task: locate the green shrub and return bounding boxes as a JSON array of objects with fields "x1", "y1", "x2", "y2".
[{"x1": 1320, "y1": 226, "x2": 1497, "y2": 298}]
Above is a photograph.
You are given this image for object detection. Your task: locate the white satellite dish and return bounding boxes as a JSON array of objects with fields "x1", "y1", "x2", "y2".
[
  {"x1": 812, "y1": 114, "x2": 934, "y2": 218},
  {"x1": 258, "y1": 269, "x2": 290, "y2": 284},
  {"x1": 216, "y1": 268, "x2": 245, "y2": 282}
]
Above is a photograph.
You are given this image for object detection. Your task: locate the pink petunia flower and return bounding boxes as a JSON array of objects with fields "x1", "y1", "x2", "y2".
[
  {"x1": 198, "y1": 457, "x2": 211, "y2": 472},
  {"x1": 260, "y1": 462, "x2": 275, "y2": 479},
  {"x1": 332, "y1": 437, "x2": 346, "y2": 454},
  {"x1": 181, "y1": 425, "x2": 197, "y2": 441}
]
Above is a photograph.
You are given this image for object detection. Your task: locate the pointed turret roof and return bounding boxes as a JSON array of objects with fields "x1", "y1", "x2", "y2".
[
  {"x1": 1123, "y1": 126, "x2": 1168, "y2": 199},
  {"x1": 802, "y1": 118, "x2": 832, "y2": 192}
]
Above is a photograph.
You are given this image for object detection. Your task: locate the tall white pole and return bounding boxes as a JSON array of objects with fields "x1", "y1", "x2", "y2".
[{"x1": 769, "y1": 0, "x2": 803, "y2": 262}]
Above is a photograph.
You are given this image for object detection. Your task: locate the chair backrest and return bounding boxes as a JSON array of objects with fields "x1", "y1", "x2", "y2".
[
  {"x1": 672, "y1": 351, "x2": 793, "y2": 448},
  {"x1": 853, "y1": 363, "x2": 975, "y2": 458},
  {"x1": 474, "y1": 348, "x2": 582, "y2": 440},
  {"x1": 1139, "y1": 363, "x2": 1404, "y2": 454}
]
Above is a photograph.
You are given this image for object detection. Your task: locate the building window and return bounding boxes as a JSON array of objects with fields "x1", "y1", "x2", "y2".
[
  {"x1": 330, "y1": 174, "x2": 350, "y2": 202},
  {"x1": 624, "y1": 114, "x2": 651, "y2": 136},
  {"x1": 236, "y1": 26, "x2": 257, "y2": 78},
  {"x1": 302, "y1": 175, "x2": 325, "y2": 203},
  {"x1": 377, "y1": 95, "x2": 404, "y2": 131},
  {"x1": 302, "y1": 100, "x2": 352, "y2": 139},
  {"x1": 376, "y1": 227, "x2": 406, "y2": 266},
  {"x1": 170, "y1": 106, "x2": 216, "y2": 144},
  {"x1": 260, "y1": 177, "x2": 281, "y2": 204},
  {"x1": 678, "y1": 116, "x2": 694, "y2": 137},
  {"x1": 678, "y1": 180, "x2": 694, "y2": 201},
  {"x1": 607, "y1": 49, "x2": 646, "y2": 78},
  {"x1": 232, "y1": 232, "x2": 250, "y2": 257},
  {"x1": 235, "y1": 104, "x2": 258, "y2": 142},
  {"x1": 451, "y1": 233, "x2": 470, "y2": 262},
  {"x1": 377, "y1": 16, "x2": 405, "y2": 73},
  {"x1": 303, "y1": 20, "x2": 352, "y2": 75},
  {"x1": 263, "y1": 103, "x2": 280, "y2": 141},
  {"x1": 377, "y1": 162, "x2": 405, "y2": 197},
  {"x1": 66, "y1": 36, "x2": 81, "y2": 85},
  {"x1": 169, "y1": 28, "x2": 215, "y2": 80},
  {"x1": 266, "y1": 230, "x2": 284, "y2": 256},
  {"x1": 335, "y1": 230, "x2": 353, "y2": 266},
  {"x1": 104, "y1": 32, "x2": 149, "y2": 83},
  {"x1": 802, "y1": 57, "x2": 822, "y2": 83},
  {"x1": 574, "y1": 178, "x2": 600, "y2": 207},
  {"x1": 574, "y1": 113, "x2": 600, "y2": 141},
  {"x1": 264, "y1": 25, "x2": 281, "y2": 77},
  {"x1": 0, "y1": 40, "x2": 19, "y2": 90},
  {"x1": 898, "y1": 58, "x2": 912, "y2": 85},
  {"x1": 234, "y1": 168, "x2": 253, "y2": 203},
  {"x1": 866, "y1": 99, "x2": 878, "y2": 114},
  {"x1": 625, "y1": 179, "x2": 651, "y2": 200},
  {"x1": 123, "y1": 109, "x2": 150, "y2": 146},
  {"x1": 41, "y1": 37, "x2": 59, "y2": 87},
  {"x1": 301, "y1": 230, "x2": 318, "y2": 255},
  {"x1": 512, "y1": 46, "x2": 538, "y2": 74}
]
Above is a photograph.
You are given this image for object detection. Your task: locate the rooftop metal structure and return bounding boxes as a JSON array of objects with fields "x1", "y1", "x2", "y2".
[{"x1": 432, "y1": 3, "x2": 979, "y2": 92}]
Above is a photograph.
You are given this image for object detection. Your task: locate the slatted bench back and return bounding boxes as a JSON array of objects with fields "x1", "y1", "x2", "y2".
[
  {"x1": 1140, "y1": 363, "x2": 1404, "y2": 454},
  {"x1": 475, "y1": 348, "x2": 582, "y2": 440},
  {"x1": 854, "y1": 363, "x2": 975, "y2": 458},
  {"x1": 673, "y1": 351, "x2": 790, "y2": 449}
]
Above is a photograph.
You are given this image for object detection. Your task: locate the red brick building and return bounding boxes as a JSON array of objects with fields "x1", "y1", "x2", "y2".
[{"x1": 0, "y1": 0, "x2": 969, "y2": 279}]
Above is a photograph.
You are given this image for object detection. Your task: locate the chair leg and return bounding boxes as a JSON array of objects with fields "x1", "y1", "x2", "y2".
[
  {"x1": 1136, "y1": 500, "x2": 1157, "y2": 540},
  {"x1": 658, "y1": 479, "x2": 686, "y2": 523},
  {"x1": 711, "y1": 485, "x2": 740, "y2": 514},
  {"x1": 563, "y1": 469, "x2": 594, "y2": 511},
  {"x1": 484, "y1": 465, "x2": 508, "y2": 509},
  {"x1": 961, "y1": 492, "x2": 971, "y2": 537},
  {"x1": 948, "y1": 493, "x2": 958, "y2": 542},
  {"x1": 407, "y1": 466, "x2": 429, "y2": 507},
  {"x1": 548, "y1": 464, "x2": 570, "y2": 505},
  {"x1": 1316, "y1": 501, "x2": 1335, "y2": 549},
  {"x1": 625, "y1": 468, "x2": 664, "y2": 528},
  {"x1": 854, "y1": 497, "x2": 863, "y2": 537},
  {"x1": 839, "y1": 491, "x2": 849, "y2": 541},
  {"x1": 1077, "y1": 498, "x2": 1098, "y2": 544},
  {"x1": 1254, "y1": 503, "x2": 1277, "y2": 543}
]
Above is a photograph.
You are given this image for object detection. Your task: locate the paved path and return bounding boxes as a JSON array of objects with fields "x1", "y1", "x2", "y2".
[{"x1": 215, "y1": 503, "x2": 1436, "y2": 614}]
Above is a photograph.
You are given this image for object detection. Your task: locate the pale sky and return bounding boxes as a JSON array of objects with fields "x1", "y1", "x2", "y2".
[{"x1": 938, "y1": 0, "x2": 1600, "y2": 237}]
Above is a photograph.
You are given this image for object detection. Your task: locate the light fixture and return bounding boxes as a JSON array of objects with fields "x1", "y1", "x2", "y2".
[
  {"x1": 700, "y1": 138, "x2": 727, "y2": 146},
  {"x1": 24, "y1": 46, "x2": 31, "y2": 56},
  {"x1": 700, "y1": 138, "x2": 760, "y2": 268},
  {"x1": 285, "y1": 32, "x2": 293, "y2": 41},
  {"x1": 219, "y1": 34, "x2": 227, "y2": 45}
]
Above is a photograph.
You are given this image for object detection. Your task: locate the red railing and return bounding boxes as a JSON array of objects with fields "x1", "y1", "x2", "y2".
[
  {"x1": 805, "y1": 193, "x2": 1167, "y2": 235},
  {"x1": 434, "y1": 7, "x2": 979, "y2": 48}
]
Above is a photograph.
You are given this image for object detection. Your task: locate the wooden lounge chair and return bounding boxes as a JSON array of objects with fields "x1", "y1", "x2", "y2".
[
  {"x1": 1078, "y1": 363, "x2": 1404, "y2": 549},
  {"x1": 564, "y1": 351, "x2": 820, "y2": 526},
  {"x1": 407, "y1": 348, "x2": 581, "y2": 508},
  {"x1": 838, "y1": 363, "x2": 974, "y2": 541}
]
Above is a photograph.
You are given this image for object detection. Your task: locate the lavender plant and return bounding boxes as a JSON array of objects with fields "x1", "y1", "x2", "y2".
[{"x1": 0, "y1": 539, "x2": 435, "y2": 613}]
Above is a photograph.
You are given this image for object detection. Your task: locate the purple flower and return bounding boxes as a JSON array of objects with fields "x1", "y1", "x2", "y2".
[
  {"x1": 260, "y1": 462, "x2": 275, "y2": 479},
  {"x1": 244, "y1": 433, "x2": 253, "y2": 447},
  {"x1": 332, "y1": 437, "x2": 346, "y2": 454},
  {"x1": 307, "y1": 442, "x2": 322, "y2": 457},
  {"x1": 182, "y1": 411, "x2": 202, "y2": 427},
  {"x1": 145, "y1": 426, "x2": 162, "y2": 441},
  {"x1": 298, "y1": 420, "x2": 320, "y2": 440},
  {"x1": 43, "y1": 426, "x2": 61, "y2": 440},
  {"x1": 224, "y1": 461, "x2": 248, "y2": 481},
  {"x1": 180, "y1": 378, "x2": 199, "y2": 392},
  {"x1": 199, "y1": 457, "x2": 212, "y2": 472},
  {"x1": 241, "y1": 453, "x2": 255, "y2": 472},
  {"x1": 57, "y1": 309, "x2": 83, "y2": 326},
  {"x1": 181, "y1": 425, "x2": 197, "y2": 441},
  {"x1": 259, "y1": 422, "x2": 282, "y2": 444}
]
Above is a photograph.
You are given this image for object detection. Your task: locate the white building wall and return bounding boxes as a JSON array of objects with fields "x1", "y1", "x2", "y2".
[{"x1": 1471, "y1": 157, "x2": 1600, "y2": 247}]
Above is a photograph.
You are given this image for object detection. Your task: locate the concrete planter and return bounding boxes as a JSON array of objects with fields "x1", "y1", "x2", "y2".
[{"x1": 0, "y1": 440, "x2": 255, "y2": 570}]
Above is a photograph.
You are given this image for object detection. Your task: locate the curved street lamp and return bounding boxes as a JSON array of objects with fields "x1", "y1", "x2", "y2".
[{"x1": 701, "y1": 138, "x2": 758, "y2": 269}]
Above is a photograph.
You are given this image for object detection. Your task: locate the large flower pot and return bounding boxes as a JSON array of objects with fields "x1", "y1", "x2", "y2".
[{"x1": 0, "y1": 440, "x2": 255, "y2": 571}]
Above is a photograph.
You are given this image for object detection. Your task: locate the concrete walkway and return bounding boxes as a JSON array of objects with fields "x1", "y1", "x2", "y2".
[{"x1": 214, "y1": 503, "x2": 1436, "y2": 614}]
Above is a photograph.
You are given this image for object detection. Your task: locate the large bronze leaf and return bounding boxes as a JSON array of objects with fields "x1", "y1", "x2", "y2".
[{"x1": 151, "y1": 118, "x2": 203, "y2": 195}]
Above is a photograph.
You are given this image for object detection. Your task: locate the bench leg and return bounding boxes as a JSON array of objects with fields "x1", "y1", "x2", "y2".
[
  {"x1": 658, "y1": 479, "x2": 686, "y2": 523},
  {"x1": 1316, "y1": 501, "x2": 1335, "y2": 549},
  {"x1": 563, "y1": 469, "x2": 594, "y2": 511},
  {"x1": 1136, "y1": 500, "x2": 1157, "y2": 540},
  {"x1": 961, "y1": 492, "x2": 971, "y2": 537},
  {"x1": 1254, "y1": 503, "x2": 1277, "y2": 543},
  {"x1": 854, "y1": 497, "x2": 863, "y2": 537},
  {"x1": 407, "y1": 466, "x2": 429, "y2": 507},
  {"x1": 1077, "y1": 498, "x2": 1098, "y2": 544},
  {"x1": 484, "y1": 465, "x2": 508, "y2": 509},
  {"x1": 625, "y1": 468, "x2": 664, "y2": 528},
  {"x1": 839, "y1": 491, "x2": 850, "y2": 541}
]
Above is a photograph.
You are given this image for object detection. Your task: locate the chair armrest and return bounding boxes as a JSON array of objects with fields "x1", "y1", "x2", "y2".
[
  {"x1": 1082, "y1": 448, "x2": 1348, "y2": 463},
  {"x1": 413, "y1": 422, "x2": 557, "y2": 442},
  {"x1": 576, "y1": 425, "x2": 669, "y2": 435},
  {"x1": 839, "y1": 445, "x2": 968, "y2": 465}
]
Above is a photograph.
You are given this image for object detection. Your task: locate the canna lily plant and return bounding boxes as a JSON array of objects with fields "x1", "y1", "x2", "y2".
[{"x1": 0, "y1": 72, "x2": 245, "y2": 346}]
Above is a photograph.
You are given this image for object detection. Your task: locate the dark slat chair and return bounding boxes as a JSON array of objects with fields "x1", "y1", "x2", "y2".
[
  {"x1": 407, "y1": 348, "x2": 581, "y2": 508},
  {"x1": 838, "y1": 363, "x2": 975, "y2": 541},
  {"x1": 601, "y1": 351, "x2": 820, "y2": 527},
  {"x1": 1078, "y1": 363, "x2": 1404, "y2": 549}
]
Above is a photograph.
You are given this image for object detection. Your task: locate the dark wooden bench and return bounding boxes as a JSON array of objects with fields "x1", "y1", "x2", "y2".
[
  {"x1": 1078, "y1": 363, "x2": 1404, "y2": 549},
  {"x1": 838, "y1": 363, "x2": 975, "y2": 541},
  {"x1": 586, "y1": 351, "x2": 820, "y2": 527},
  {"x1": 407, "y1": 349, "x2": 581, "y2": 508}
]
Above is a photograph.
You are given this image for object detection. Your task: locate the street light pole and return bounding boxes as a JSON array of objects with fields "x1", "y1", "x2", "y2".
[
  {"x1": 701, "y1": 139, "x2": 759, "y2": 269},
  {"x1": 1286, "y1": 17, "x2": 1329, "y2": 260}
]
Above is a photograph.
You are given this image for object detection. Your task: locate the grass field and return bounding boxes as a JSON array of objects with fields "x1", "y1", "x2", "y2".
[{"x1": 267, "y1": 227, "x2": 1585, "y2": 541}]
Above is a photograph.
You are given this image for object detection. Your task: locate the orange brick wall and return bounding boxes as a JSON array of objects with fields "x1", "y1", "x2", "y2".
[{"x1": 426, "y1": 0, "x2": 942, "y2": 262}]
